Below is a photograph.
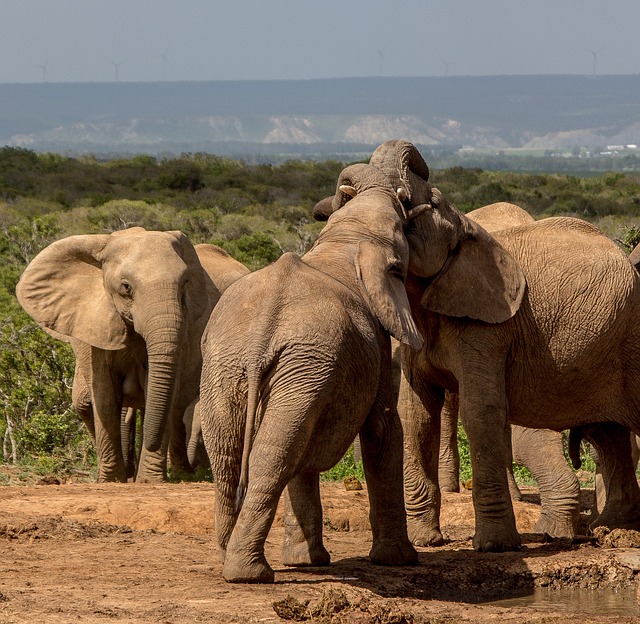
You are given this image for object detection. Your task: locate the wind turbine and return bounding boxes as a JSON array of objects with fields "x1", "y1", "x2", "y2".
[
  {"x1": 34, "y1": 60, "x2": 48, "y2": 82},
  {"x1": 440, "y1": 56, "x2": 455, "y2": 76},
  {"x1": 108, "y1": 58, "x2": 126, "y2": 82},
  {"x1": 587, "y1": 48, "x2": 601, "y2": 76},
  {"x1": 375, "y1": 48, "x2": 385, "y2": 76},
  {"x1": 157, "y1": 50, "x2": 170, "y2": 81}
]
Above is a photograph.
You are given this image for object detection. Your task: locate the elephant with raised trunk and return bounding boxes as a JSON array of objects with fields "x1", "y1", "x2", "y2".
[
  {"x1": 200, "y1": 163, "x2": 422, "y2": 583},
  {"x1": 316, "y1": 140, "x2": 640, "y2": 553},
  {"x1": 17, "y1": 227, "x2": 220, "y2": 482}
]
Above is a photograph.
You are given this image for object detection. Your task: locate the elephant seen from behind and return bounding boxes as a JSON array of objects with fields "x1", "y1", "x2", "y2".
[{"x1": 200, "y1": 163, "x2": 422, "y2": 583}]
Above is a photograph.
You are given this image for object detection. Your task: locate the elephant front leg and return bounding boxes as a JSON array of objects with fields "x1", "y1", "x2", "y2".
[
  {"x1": 398, "y1": 373, "x2": 444, "y2": 547},
  {"x1": 459, "y1": 383, "x2": 520, "y2": 552},
  {"x1": 93, "y1": 402, "x2": 127, "y2": 483},
  {"x1": 282, "y1": 471, "x2": 330, "y2": 567}
]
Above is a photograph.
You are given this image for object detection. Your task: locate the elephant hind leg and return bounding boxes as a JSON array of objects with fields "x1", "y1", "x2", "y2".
[
  {"x1": 587, "y1": 423, "x2": 640, "y2": 531},
  {"x1": 282, "y1": 471, "x2": 330, "y2": 567}
]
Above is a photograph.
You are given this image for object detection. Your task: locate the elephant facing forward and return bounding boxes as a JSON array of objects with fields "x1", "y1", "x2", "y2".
[
  {"x1": 200, "y1": 163, "x2": 422, "y2": 583},
  {"x1": 17, "y1": 227, "x2": 222, "y2": 482}
]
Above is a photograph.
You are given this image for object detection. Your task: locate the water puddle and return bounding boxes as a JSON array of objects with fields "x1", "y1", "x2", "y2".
[{"x1": 484, "y1": 587, "x2": 640, "y2": 616}]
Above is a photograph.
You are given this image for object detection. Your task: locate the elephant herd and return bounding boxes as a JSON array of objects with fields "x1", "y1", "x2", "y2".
[{"x1": 16, "y1": 140, "x2": 640, "y2": 583}]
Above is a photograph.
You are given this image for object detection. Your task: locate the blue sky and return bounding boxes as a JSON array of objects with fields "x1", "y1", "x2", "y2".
[{"x1": 1, "y1": 0, "x2": 639, "y2": 83}]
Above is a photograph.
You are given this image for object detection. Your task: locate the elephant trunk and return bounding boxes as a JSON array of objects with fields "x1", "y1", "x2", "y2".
[{"x1": 140, "y1": 293, "x2": 184, "y2": 453}]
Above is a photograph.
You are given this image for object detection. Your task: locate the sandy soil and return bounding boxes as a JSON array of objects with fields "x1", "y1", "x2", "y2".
[{"x1": 0, "y1": 476, "x2": 639, "y2": 623}]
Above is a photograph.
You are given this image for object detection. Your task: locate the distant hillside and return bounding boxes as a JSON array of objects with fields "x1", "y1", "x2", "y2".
[{"x1": 1, "y1": 75, "x2": 640, "y2": 159}]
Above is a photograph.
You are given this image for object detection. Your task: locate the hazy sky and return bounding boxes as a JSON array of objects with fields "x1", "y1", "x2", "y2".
[{"x1": 1, "y1": 1, "x2": 639, "y2": 83}]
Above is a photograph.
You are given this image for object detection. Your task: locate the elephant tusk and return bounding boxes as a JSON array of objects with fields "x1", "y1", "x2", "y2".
[
  {"x1": 407, "y1": 203, "x2": 432, "y2": 219},
  {"x1": 339, "y1": 184, "x2": 357, "y2": 197}
]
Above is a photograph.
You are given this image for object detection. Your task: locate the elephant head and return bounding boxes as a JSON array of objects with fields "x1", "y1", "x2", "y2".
[
  {"x1": 16, "y1": 227, "x2": 212, "y2": 453},
  {"x1": 313, "y1": 141, "x2": 526, "y2": 324},
  {"x1": 309, "y1": 162, "x2": 423, "y2": 350}
]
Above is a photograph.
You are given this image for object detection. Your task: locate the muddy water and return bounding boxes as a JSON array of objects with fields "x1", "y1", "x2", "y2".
[{"x1": 485, "y1": 587, "x2": 640, "y2": 616}]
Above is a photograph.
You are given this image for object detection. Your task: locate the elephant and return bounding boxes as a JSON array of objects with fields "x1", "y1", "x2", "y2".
[
  {"x1": 199, "y1": 162, "x2": 422, "y2": 583},
  {"x1": 180, "y1": 246, "x2": 250, "y2": 472},
  {"x1": 314, "y1": 139, "x2": 640, "y2": 553},
  {"x1": 16, "y1": 227, "x2": 222, "y2": 482},
  {"x1": 435, "y1": 203, "x2": 581, "y2": 537}
]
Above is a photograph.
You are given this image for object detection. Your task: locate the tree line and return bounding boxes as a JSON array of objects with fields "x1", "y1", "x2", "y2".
[{"x1": 1, "y1": 146, "x2": 639, "y2": 479}]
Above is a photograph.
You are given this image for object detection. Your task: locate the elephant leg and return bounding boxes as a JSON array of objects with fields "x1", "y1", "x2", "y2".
[
  {"x1": 512, "y1": 426, "x2": 580, "y2": 538},
  {"x1": 505, "y1": 424, "x2": 523, "y2": 502},
  {"x1": 399, "y1": 371, "x2": 445, "y2": 547},
  {"x1": 93, "y1": 398, "x2": 127, "y2": 483},
  {"x1": 282, "y1": 471, "x2": 330, "y2": 567},
  {"x1": 136, "y1": 413, "x2": 169, "y2": 483},
  {"x1": 458, "y1": 374, "x2": 520, "y2": 552},
  {"x1": 121, "y1": 407, "x2": 138, "y2": 481},
  {"x1": 169, "y1": 404, "x2": 193, "y2": 474},
  {"x1": 438, "y1": 390, "x2": 460, "y2": 493},
  {"x1": 222, "y1": 459, "x2": 292, "y2": 583},
  {"x1": 586, "y1": 423, "x2": 640, "y2": 531},
  {"x1": 361, "y1": 385, "x2": 418, "y2": 566},
  {"x1": 72, "y1": 368, "x2": 95, "y2": 444}
]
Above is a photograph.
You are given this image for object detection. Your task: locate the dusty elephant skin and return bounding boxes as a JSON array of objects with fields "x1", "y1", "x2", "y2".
[
  {"x1": 317, "y1": 140, "x2": 640, "y2": 554},
  {"x1": 15, "y1": 227, "x2": 233, "y2": 483},
  {"x1": 200, "y1": 163, "x2": 422, "y2": 583},
  {"x1": 435, "y1": 202, "x2": 581, "y2": 539}
]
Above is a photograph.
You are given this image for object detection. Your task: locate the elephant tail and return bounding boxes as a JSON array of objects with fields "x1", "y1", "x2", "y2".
[
  {"x1": 236, "y1": 366, "x2": 263, "y2": 513},
  {"x1": 567, "y1": 427, "x2": 584, "y2": 470}
]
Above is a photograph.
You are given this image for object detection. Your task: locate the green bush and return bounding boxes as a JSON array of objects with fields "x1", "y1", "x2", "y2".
[{"x1": 320, "y1": 445, "x2": 365, "y2": 482}]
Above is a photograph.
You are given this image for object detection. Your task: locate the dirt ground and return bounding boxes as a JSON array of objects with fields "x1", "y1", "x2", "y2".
[{"x1": 1, "y1": 472, "x2": 640, "y2": 623}]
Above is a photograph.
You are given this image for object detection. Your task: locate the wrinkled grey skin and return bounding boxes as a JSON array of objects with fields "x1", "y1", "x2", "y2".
[
  {"x1": 436, "y1": 203, "x2": 580, "y2": 538},
  {"x1": 316, "y1": 140, "x2": 640, "y2": 553},
  {"x1": 17, "y1": 228, "x2": 218, "y2": 482},
  {"x1": 200, "y1": 163, "x2": 421, "y2": 583},
  {"x1": 181, "y1": 247, "x2": 250, "y2": 471}
]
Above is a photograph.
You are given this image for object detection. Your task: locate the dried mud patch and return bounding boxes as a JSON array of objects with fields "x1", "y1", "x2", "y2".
[{"x1": 0, "y1": 482, "x2": 638, "y2": 623}]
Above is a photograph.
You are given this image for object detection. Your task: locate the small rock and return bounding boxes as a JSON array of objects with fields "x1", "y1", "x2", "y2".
[{"x1": 343, "y1": 475, "x2": 362, "y2": 491}]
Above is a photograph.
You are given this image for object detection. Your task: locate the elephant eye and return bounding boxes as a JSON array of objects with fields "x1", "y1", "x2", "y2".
[
  {"x1": 119, "y1": 281, "x2": 133, "y2": 297},
  {"x1": 389, "y1": 261, "x2": 404, "y2": 278}
]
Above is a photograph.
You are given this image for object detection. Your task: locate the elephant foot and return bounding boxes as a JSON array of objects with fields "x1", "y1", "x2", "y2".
[
  {"x1": 407, "y1": 516, "x2": 444, "y2": 547},
  {"x1": 282, "y1": 541, "x2": 330, "y2": 567},
  {"x1": 591, "y1": 503, "x2": 640, "y2": 532},
  {"x1": 472, "y1": 525, "x2": 521, "y2": 552},
  {"x1": 135, "y1": 473, "x2": 167, "y2": 484},
  {"x1": 369, "y1": 538, "x2": 418, "y2": 566},
  {"x1": 222, "y1": 553, "x2": 275, "y2": 584},
  {"x1": 535, "y1": 512, "x2": 579, "y2": 538}
]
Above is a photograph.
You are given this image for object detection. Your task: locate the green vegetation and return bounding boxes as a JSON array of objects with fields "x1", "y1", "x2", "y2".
[{"x1": 2, "y1": 146, "x2": 640, "y2": 484}]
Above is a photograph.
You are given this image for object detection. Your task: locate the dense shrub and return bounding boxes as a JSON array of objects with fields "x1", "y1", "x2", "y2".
[{"x1": 1, "y1": 149, "x2": 640, "y2": 481}]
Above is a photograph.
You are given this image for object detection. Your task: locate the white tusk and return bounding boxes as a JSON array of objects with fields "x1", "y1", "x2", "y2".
[
  {"x1": 396, "y1": 187, "x2": 408, "y2": 203},
  {"x1": 407, "y1": 203, "x2": 432, "y2": 219},
  {"x1": 339, "y1": 184, "x2": 357, "y2": 197}
]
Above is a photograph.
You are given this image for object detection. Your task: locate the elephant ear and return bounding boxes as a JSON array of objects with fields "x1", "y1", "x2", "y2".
[
  {"x1": 355, "y1": 240, "x2": 423, "y2": 351},
  {"x1": 422, "y1": 220, "x2": 526, "y2": 323},
  {"x1": 165, "y1": 231, "x2": 213, "y2": 322},
  {"x1": 194, "y1": 243, "x2": 250, "y2": 295},
  {"x1": 16, "y1": 234, "x2": 129, "y2": 349}
]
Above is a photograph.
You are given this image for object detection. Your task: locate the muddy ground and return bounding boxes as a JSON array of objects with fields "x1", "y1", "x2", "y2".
[{"x1": 0, "y1": 472, "x2": 640, "y2": 623}]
